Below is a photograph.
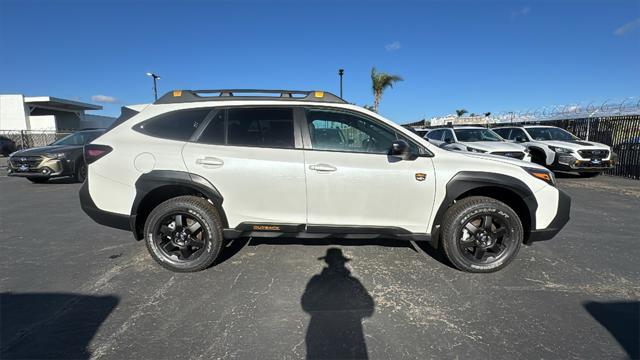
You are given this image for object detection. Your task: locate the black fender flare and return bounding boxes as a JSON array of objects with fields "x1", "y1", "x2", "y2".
[
  {"x1": 430, "y1": 171, "x2": 538, "y2": 246},
  {"x1": 130, "y1": 170, "x2": 227, "y2": 239}
]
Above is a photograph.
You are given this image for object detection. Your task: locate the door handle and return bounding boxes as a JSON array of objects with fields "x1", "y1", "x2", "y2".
[
  {"x1": 196, "y1": 157, "x2": 224, "y2": 167},
  {"x1": 309, "y1": 163, "x2": 337, "y2": 172}
]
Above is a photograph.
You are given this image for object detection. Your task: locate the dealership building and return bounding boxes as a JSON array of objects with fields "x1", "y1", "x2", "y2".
[{"x1": 0, "y1": 94, "x2": 115, "y2": 131}]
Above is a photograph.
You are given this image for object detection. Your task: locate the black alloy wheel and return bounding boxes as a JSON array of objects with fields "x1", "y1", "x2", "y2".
[
  {"x1": 441, "y1": 196, "x2": 523, "y2": 273},
  {"x1": 154, "y1": 212, "x2": 206, "y2": 262},
  {"x1": 144, "y1": 196, "x2": 223, "y2": 272}
]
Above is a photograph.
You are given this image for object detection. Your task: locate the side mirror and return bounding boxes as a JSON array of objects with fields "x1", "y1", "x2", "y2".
[
  {"x1": 515, "y1": 136, "x2": 527, "y2": 143},
  {"x1": 389, "y1": 139, "x2": 411, "y2": 159}
]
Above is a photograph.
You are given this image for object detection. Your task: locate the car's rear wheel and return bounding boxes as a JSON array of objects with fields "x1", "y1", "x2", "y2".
[
  {"x1": 144, "y1": 196, "x2": 223, "y2": 272},
  {"x1": 74, "y1": 162, "x2": 87, "y2": 183},
  {"x1": 441, "y1": 196, "x2": 523, "y2": 273},
  {"x1": 27, "y1": 177, "x2": 48, "y2": 183}
]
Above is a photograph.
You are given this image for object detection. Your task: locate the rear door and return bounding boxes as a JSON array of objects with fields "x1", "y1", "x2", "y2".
[
  {"x1": 182, "y1": 107, "x2": 307, "y2": 228},
  {"x1": 301, "y1": 107, "x2": 435, "y2": 233}
]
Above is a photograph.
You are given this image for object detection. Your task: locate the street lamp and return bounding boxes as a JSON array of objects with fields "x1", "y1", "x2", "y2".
[
  {"x1": 338, "y1": 68, "x2": 344, "y2": 98},
  {"x1": 146, "y1": 72, "x2": 161, "y2": 100}
]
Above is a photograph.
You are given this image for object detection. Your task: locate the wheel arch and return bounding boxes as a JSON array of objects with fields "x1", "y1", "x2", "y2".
[
  {"x1": 431, "y1": 171, "x2": 538, "y2": 246},
  {"x1": 130, "y1": 170, "x2": 228, "y2": 240}
]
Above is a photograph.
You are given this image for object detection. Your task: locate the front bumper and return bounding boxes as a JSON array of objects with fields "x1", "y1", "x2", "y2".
[
  {"x1": 553, "y1": 153, "x2": 615, "y2": 172},
  {"x1": 526, "y1": 189, "x2": 571, "y2": 244},
  {"x1": 7, "y1": 156, "x2": 73, "y2": 177}
]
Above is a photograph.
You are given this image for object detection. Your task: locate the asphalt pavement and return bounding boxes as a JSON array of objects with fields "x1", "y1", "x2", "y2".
[{"x1": 0, "y1": 173, "x2": 638, "y2": 359}]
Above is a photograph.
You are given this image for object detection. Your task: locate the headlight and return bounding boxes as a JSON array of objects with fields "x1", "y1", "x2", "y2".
[
  {"x1": 466, "y1": 146, "x2": 487, "y2": 153},
  {"x1": 523, "y1": 167, "x2": 556, "y2": 186},
  {"x1": 548, "y1": 146, "x2": 572, "y2": 154},
  {"x1": 45, "y1": 152, "x2": 66, "y2": 159}
]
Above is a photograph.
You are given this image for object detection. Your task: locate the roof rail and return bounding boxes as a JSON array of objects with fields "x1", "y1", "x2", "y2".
[{"x1": 154, "y1": 89, "x2": 347, "y2": 105}]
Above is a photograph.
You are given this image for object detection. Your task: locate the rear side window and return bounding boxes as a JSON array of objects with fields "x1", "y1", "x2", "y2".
[
  {"x1": 226, "y1": 108, "x2": 294, "y2": 148},
  {"x1": 493, "y1": 128, "x2": 511, "y2": 139},
  {"x1": 197, "y1": 110, "x2": 225, "y2": 145},
  {"x1": 426, "y1": 129, "x2": 443, "y2": 141},
  {"x1": 135, "y1": 108, "x2": 211, "y2": 141}
]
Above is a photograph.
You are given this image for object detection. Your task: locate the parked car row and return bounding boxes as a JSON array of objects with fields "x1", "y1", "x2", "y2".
[
  {"x1": 6, "y1": 129, "x2": 104, "y2": 183},
  {"x1": 423, "y1": 125, "x2": 615, "y2": 177}
]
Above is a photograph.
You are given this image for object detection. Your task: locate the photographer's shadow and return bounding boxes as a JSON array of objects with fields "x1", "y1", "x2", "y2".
[{"x1": 301, "y1": 248, "x2": 375, "y2": 359}]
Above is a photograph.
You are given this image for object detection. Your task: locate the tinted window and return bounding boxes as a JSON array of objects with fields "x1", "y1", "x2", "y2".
[
  {"x1": 426, "y1": 129, "x2": 443, "y2": 141},
  {"x1": 443, "y1": 129, "x2": 455, "y2": 142},
  {"x1": 51, "y1": 130, "x2": 104, "y2": 145},
  {"x1": 306, "y1": 109, "x2": 397, "y2": 154},
  {"x1": 227, "y1": 108, "x2": 294, "y2": 148},
  {"x1": 508, "y1": 128, "x2": 528, "y2": 141},
  {"x1": 454, "y1": 128, "x2": 502, "y2": 142},
  {"x1": 527, "y1": 127, "x2": 577, "y2": 141},
  {"x1": 492, "y1": 128, "x2": 511, "y2": 139},
  {"x1": 136, "y1": 108, "x2": 210, "y2": 141},
  {"x1": 197, "y1": 110, "x2": 225, "y2": 145}
]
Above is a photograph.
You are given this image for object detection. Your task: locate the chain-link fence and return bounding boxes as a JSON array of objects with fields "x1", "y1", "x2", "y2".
[{"x1": 0, "y1": 130, "x2": 71, "y2": 150}]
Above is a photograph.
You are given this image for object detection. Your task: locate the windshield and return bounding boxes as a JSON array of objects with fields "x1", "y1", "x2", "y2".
[
  {"x1": 527, "y1": 127, "x2": 578, "y2": 141},
  {"x1": 454, "y1": 128, "x2": 503, "y2": 142},
  {"x1": 51, "y1": 131, "x2": 103, "y2": 146}
]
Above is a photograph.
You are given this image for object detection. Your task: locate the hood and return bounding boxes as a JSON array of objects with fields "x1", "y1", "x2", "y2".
[
  {"x1": 458, "y1": 141, "x2": 526, "y2": 153},
  {"x1": 10, "y1": 144, "x2": 82, "y2": 157},
  {"x1": 461, "y1": 151, "x2": 545, "y2": 169},
  {"x1": 539, "y1": 140, "x2": 610, "y2": 151}
]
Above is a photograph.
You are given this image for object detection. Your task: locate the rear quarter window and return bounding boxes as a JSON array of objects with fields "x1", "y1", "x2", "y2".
[{"x1": 134, "y1": 108, "x2": 211, "y2": 141}]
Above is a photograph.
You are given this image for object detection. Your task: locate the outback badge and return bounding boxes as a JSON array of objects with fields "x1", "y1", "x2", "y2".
[{"x1": 415, "y1": 173, "x2": 427, "y2": 181}]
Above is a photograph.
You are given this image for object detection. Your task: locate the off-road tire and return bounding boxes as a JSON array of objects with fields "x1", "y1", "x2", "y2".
[
  {"x1": 27, "y1": 177, "x2": 48, "y2": 183},
  {"x1": 441, "y1": 196, "x2": 523, "y2": 273},
  {"x1": 144, "y1": 196, "x2": 223, "y2": 272}
]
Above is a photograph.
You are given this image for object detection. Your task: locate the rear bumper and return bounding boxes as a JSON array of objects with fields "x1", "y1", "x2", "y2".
[
  {"x1": 526, "y1": 189, "x2": 571, "y2": 244},
  {"x1": 79, "y1": 180, "x2": 133, "y2": 232}
]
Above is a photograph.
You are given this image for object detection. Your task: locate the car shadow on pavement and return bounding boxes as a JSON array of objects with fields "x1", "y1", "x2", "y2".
[
  {"x1": 301, "y1": 248, "x2": 375, "y2": 359},
  {"x1": 0, "y1": 292, "x2": 118, "y2": 360},
  {"x1": 583, "y1": 301, "x2": 639, "y2": 359}
]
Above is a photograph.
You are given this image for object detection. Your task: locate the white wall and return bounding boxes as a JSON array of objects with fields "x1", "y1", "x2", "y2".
[
  {"x1": 28, "y1": 115, "x2": 57, "y2": 130},
  {"x1": 0, "y1": 95, "x2": 29, "y2": 130}
]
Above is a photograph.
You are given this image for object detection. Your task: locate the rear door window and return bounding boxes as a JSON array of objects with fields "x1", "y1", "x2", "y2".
[{"x1": 226, "y1": 108, "x2": 295, "y2": 148}]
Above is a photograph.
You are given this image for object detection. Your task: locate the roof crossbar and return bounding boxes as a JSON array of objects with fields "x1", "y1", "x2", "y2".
[{"x1": 155, "y1": 89, "x2": 347, "y2": 104}]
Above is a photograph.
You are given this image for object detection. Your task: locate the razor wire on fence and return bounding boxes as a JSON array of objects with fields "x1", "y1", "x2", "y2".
[
  {"x1": 492, "y1": 97, "x2": 640, "y2": 123},
  {"x1": 0, "y1": 130, "x2": 71, "y2": 150}
]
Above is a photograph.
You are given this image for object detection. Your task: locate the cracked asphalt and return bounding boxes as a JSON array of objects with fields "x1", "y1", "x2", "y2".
[{"x1": 0, "y1": 171, "x2": 639, "y2": 359}]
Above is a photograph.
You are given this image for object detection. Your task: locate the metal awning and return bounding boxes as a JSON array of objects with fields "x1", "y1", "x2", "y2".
[{"x1": 24, "y1": 96, "x2": 102, "y2": 112}]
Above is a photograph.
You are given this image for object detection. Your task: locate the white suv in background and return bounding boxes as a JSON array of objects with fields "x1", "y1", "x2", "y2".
[
  {"x1": 425, "y1": 126, "x2": 531, "y2": 161},
  {"x1": 493, "y1": 125, "x2": 615, "y2": 177},
  {"x1": 80, "y1": 89, "x2": 570, "y2": 273}
]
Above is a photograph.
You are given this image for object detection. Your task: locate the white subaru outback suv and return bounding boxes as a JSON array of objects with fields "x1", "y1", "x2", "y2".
[
  {"x1": 493, "y1": 125, "x2": 615, "y2": 177},
  {"x1": 80, "y1": 89, "x2": 570, "y2": 273}
]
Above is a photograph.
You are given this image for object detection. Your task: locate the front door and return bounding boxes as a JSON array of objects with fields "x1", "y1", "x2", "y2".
[{"x1": 302, "y1": 108, "x2": 435, "y2": 234}]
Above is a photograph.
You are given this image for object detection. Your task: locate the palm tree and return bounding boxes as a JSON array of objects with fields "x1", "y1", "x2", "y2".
[
  {"x1": 371, "y1": 67, "x2": 403, "y2": 112},
  {"x1": 455, "y1": 109, "x2": 468, "y2": 117}
]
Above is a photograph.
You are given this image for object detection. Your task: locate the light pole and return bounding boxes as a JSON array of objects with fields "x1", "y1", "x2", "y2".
[
  {"x1": 146, "y1": 72, "x2": 161, "y2": 100},
  {"x1": 338, "y1": 68, "x2": 344, "y2": 98}
]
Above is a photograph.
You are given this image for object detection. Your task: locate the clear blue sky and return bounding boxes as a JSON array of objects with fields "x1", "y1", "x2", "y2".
[{"x1": 1, "y1": 0, "x2": 638, "y2": 123}]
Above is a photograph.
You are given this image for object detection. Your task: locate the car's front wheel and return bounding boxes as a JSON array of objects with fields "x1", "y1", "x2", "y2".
[
  {"x1": 74, "y1": 162, "x2": 87, "y2": 183},
  {"x1": 441, "y1": 196, "x2": 523, "y2": 273},
  {"x1": 144, "y1": 196, "x2": 223, "y2": 272}
]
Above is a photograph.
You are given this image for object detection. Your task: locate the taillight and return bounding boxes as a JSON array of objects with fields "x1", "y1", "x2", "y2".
[{"x1": 84, "y1": 144, "x2": 112, "y2": 164}]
